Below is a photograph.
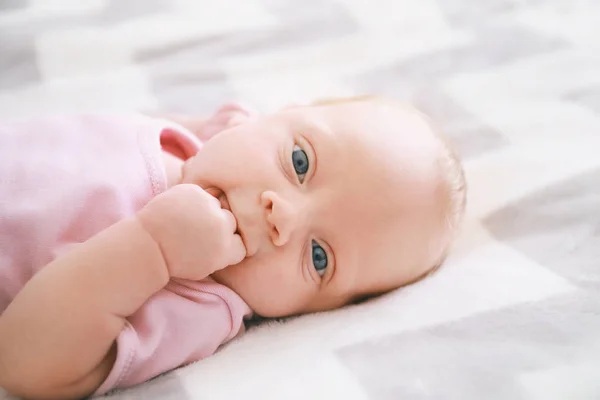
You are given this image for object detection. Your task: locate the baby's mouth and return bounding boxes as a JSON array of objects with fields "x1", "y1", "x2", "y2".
[
  {"x1": 205, "y1": 187, "x2": 254, "y2": 257},
  {"x1": 217, "y1": 191, "x2": 232, "y2": 214},
  {"x1": 205, "y1": 187, "x2": 234, "y2": 222},
  {"x1": 205, "y1": 187, "x2": 227, "y2": 208}
]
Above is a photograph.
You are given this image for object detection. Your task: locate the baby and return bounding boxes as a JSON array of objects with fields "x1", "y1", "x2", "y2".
[{"x1": 0, "y1": 96, "x2": 466, "y2": 399}]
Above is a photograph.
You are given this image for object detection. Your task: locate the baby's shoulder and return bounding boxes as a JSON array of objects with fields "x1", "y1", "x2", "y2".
[{"x1": 0, "y1": 113, "x2": 169, "y2": 249}]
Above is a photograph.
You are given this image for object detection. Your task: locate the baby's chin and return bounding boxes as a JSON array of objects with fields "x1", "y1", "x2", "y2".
[
  {"x1": 209, "y1": 267, "x2": 233, "y2": 288},
  {"x1": 210, "y1": 264, "x2": 248, "y2": 300}
]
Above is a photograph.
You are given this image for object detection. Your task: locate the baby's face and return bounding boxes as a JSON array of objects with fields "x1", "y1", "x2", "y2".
[{"x1": 182, "y1": 101, "x2": 443, "y2": 317}]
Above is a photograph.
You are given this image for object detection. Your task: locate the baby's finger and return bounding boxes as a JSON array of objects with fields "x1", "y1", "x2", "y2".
[
  {"x1": 216, "y1": 102, "x2": 252, "y2": 116},
  {"x1": 220, "y1": 208, "x2": 238, "y2": 234},
  {"x1": 226, "y1": 113, "x2": 249, "y2": 128},
  {"x1": 226, "y1": 234, "x2": 246, "y2": 267}
]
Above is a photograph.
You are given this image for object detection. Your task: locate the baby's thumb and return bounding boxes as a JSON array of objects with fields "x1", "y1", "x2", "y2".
[{"x1": 225, "y1": 233, "x2": 246, "y2": 267}]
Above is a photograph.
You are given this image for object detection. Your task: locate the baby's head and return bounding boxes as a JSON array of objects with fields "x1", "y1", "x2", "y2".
[{"x1": 182, "y1": 96, "x2": 466, "y2": 317}]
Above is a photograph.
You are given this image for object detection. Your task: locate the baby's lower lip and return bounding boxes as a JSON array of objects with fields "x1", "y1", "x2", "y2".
[
  {"x1": 218, "y1": 192, "x2": 232, "y2": 213},
  {"x1": 205, "y1": 187, "x2": 231, "y2": 211},
  {"x1": 205, "y1": 186, "x2": 234, "y2": 223}
]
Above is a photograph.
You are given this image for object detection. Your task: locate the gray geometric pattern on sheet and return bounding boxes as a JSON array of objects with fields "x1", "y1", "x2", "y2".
[
  {"x1": 1, "y1": 0, "x2": 599, "y2": 399},
  {"x1": 485, "y1": 167, "x2": 600, "y2": 291},
  {"x1": 338, "y1": 291, "x2": 600, "y2": 400},
  {"x1": 0, "y1": 21, "x2": 41, "y2": 90},
  {"x1": 0, "y1": 0, "x2": 27, "y2": 11},
  {"x1": 568, "y1": 87, "x2": 600, "y2": 115}
]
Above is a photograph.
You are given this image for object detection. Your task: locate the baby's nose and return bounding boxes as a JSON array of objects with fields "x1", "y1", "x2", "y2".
[{"x1": 260, "y1": 190, "x2": 300, "y2": 247}]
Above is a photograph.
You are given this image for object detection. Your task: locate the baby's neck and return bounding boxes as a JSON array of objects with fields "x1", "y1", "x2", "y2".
[{"x1": 162, "y1": 150, "x2": 184, "y2": 188}]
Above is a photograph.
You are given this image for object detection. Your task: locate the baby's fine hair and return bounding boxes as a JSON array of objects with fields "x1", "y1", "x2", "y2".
[{"x1": 309, "y1": 95, "x2": 467, "y2": 281}]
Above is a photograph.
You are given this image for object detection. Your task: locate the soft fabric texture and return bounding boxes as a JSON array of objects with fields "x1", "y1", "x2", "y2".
[
  {"x1": 96, "y1": 279, "x2": 250, "y2": 395},
  {"x1": 0, "y1": 114, "x2": 251, "y2": 395}
]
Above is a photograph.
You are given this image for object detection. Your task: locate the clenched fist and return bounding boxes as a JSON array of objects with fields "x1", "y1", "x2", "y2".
[{"x1": 137, "y1": 184, "x2": 246, "y2": 281}]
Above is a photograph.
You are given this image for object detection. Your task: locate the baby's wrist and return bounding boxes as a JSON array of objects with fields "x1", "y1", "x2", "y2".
[{"x1": 134, "y1": 212, "x2": 174, "y2": 279}]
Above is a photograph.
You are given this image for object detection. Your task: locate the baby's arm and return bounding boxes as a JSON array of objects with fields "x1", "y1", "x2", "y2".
[
  {"x1": 0, "y1": 185, "x2": 244, "y2": 399},
  {"x1": 0, "y1": 217, "x2": 169, "y2": 399}
]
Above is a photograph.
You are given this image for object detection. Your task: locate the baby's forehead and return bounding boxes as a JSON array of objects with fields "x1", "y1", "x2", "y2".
[
  {"x1": 279, "y1": 100, "x2": 442, "y2": 198},
  {"x1": 327, "y1": 106, "x2": 438, "y2": 175},
  {"x1": 298, "y1": 100, "x2": 437, "y2": 150}
]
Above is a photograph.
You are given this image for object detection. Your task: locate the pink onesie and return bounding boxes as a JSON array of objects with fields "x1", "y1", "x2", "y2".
[{"x1": 0, "y1": 114, "x2": 252, "y2": 395}]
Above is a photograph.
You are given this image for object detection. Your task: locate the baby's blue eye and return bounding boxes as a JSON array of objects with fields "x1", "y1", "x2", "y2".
[
  {"x1": 292, "y1": 145, "x2": 309, "y2": 183},
  {"x1": 312, "y1": 240, "x2": 328, "y2": 276}
]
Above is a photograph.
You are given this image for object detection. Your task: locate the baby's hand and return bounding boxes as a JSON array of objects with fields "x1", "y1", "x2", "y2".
[
  {"x1": 200, "y1": 102, "x2": 254, "y2": 141},
  {"x1": 137, "y1": 184, "x2": 246, "y2": 281}
]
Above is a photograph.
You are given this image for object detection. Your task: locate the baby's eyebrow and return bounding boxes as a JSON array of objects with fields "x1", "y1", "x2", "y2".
[
  {"x1": 306, "y1": 117, "x2": 333, "y2": 139},
  {"x1": 302, "y1": 118, "x2": 333, "y2": 157},
  {"x1": 293, "y1": 113, "x2": 330, "y2": 137}
]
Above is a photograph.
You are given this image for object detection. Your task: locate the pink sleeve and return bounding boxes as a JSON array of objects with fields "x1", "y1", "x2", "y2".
[{"x1": 93, "y1": 279, "x2": 250, "y2": 396}]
